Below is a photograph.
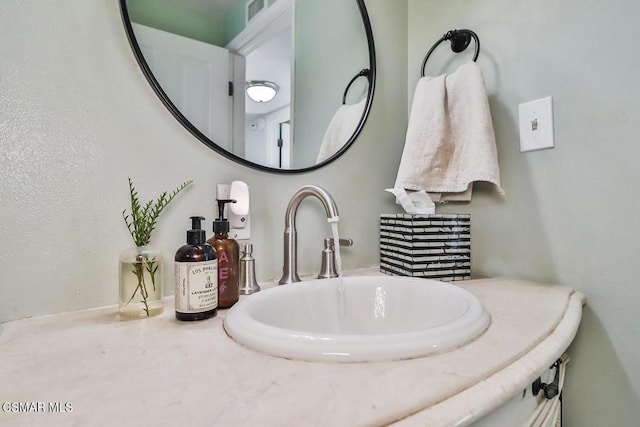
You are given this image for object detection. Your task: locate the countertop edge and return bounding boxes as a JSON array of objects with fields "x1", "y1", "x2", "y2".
[{"x1": 393, "y1": 292, "x2": 586, "y2": 426}]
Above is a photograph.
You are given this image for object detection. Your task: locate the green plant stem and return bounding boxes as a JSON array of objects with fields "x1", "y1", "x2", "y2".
[
  {"x1": 126, "y1": 256, "x2": 151, "y2": 316},
  {"x1": 145, "y1": 258, "x2": 158, "y2": 292}
]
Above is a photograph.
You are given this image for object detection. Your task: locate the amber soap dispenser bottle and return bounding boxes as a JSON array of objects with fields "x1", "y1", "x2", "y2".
[
  {"x1": 207, "y1": 199, "x2": 240, "y2": 309},
  {"x1": 175, "y1": 216, "x2": 218, "y2": 321}
]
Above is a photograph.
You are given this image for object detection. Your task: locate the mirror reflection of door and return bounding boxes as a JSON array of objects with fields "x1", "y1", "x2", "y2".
[{"x1": 132, "y1": 23, "x2": 233, "y2": 151}]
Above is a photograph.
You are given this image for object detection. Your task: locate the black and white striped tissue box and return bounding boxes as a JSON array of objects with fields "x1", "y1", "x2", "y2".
[{"x1": 379, "y1": 213, "x2": 471, "y2": 282}]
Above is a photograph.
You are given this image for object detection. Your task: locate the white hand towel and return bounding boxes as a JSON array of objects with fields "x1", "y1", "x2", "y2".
[
  {"x1": 394, "y1": 61, "x2": 505, "y2": 201},
  {"x1": 316, "y1": 98, "x2": 366, "y2": 163}
]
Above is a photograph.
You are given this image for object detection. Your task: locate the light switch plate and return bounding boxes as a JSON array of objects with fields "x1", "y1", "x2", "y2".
[{"x1": 519, "y1": 96, "x2": 555, "y2": 152}]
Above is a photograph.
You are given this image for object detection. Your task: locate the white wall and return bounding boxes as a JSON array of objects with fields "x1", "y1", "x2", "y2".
[
  {"x1": 0, "y1": 0, "x2": 407, "y2": 322},
  {"x1": 407, "y1": 0, "x2": 640, "y2": 425}
]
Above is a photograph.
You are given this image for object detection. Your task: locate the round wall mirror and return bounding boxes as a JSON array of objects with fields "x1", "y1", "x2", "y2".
[{"x1": 119, "y1": 0, "x2": 376, "y2": 173}]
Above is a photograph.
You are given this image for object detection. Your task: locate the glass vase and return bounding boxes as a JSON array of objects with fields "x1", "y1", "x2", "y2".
[{"x1": 119, "y1": 246, "x2": 164, "y2": 319}]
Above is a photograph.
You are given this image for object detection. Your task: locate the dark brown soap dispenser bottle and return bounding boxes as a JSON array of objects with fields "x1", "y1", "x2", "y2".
[
  {"x1": 174, "y1": 216, "x2": 218, "y2": 321},
  {"x1": 207, "y1": 199, "x2": 240, "y2": 309}
]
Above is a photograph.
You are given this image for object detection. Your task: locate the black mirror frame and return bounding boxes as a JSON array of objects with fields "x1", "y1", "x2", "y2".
[{"x1": 118, "y1": 0, "x2": 376, "y2": 174}]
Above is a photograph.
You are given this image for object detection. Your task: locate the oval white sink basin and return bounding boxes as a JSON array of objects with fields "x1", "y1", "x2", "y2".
[{"x1": 224, "y1": 276, "x2": 490, "y2": 362}]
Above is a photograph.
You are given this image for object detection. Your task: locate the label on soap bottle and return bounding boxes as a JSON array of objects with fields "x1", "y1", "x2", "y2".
[{"x1": 175, "y1": 261, "x2": 218, "y2": 313}]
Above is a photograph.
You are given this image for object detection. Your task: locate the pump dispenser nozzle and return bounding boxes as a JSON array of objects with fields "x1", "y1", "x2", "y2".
[
  {"x1": 214, "y1": 199, "x2": 237, "y2": 234},
  {"x1": 187, "y1": 216, "x2": 206, "y2": 245},
  {"x1": 191, "y1": 216, "x2": 204, "y2": 229}
]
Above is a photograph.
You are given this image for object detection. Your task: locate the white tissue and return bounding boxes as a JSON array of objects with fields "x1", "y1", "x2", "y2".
[{"x1": 385, "y1": 188, "x2": 435, "y2": 214}]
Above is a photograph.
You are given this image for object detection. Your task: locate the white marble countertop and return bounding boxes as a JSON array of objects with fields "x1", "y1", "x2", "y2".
[{"x1": 0, "y1": 268, "x2": 585, "y2": 427}]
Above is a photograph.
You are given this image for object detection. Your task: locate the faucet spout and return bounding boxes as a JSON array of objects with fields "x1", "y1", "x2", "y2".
[{"x1": 279, "y1": 185, "x2": 339, "y2": 285}]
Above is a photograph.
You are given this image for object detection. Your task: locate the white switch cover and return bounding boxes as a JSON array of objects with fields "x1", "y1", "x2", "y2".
[{"x1": 519, "y1": 96, "x2": 555, "y2": 152}]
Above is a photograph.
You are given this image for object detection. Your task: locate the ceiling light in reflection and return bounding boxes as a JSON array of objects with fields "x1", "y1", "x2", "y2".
[{"x1": 246, "y1": 80, "x2": 279, "y2": 103}]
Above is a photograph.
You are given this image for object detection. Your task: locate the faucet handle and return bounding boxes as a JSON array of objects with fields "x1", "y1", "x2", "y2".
[
  {"x1": 327, "y1": 238, "x2": 353, "y2": 248},
  {"x1": 318, "y1": 238, "x2": 353, "y2": 279},
  {"x1": 318, "y1": 240, "x2": 337, "y2": 279},
  {"x1": 239, "y1": 244, "x2": 261, "y2": 295}
]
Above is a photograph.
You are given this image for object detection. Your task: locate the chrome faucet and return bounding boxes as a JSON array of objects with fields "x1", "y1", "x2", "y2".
[{"x1": 279, "y1": 185, "x2": 339, "y2": 285}]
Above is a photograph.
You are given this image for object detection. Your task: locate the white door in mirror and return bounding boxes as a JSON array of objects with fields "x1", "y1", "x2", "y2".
[{"x1": 132, "y1": 23, "x2": 232, "y2": 150}]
